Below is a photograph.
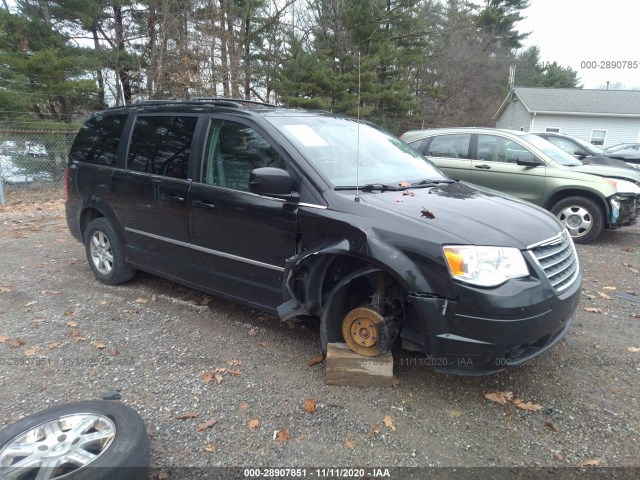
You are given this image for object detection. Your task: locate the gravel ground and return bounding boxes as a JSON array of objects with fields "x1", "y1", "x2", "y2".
[{"x1": 0, "y1": 200, "x2": 639, "y2": 475}]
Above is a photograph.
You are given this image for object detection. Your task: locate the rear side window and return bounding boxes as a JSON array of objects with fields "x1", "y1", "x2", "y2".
[
  {"x1": 127, "y1": 115, "x2": 198, "y2": 180},
  {"x1": 70, "y1": 114, "x2": 127, "y2": 165},
  {"x1": 426, "y1": 134, "x2": 471, "y2": 159}
]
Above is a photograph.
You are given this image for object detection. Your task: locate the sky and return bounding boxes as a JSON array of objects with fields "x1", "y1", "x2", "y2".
[{"x1": 515, "y1": 0, "x2": 640, "y2": 89}]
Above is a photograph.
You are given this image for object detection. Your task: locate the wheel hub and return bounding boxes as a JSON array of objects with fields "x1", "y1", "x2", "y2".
[{"x1": 342, "y1": 307, "x2": 385, "y2": 356}]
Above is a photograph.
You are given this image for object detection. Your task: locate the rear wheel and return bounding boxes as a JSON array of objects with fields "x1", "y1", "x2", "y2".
[
  {"x1": 551, "y1": 196, "x2": 604, "y2": 244},
  {"x1": 84, "y1": 218, "x2": 135, "y2": 284}
]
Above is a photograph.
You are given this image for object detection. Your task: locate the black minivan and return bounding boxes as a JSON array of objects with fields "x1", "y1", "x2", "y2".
[{"x1": 66, "y1": 99, "x2": 582, "y2": 373}]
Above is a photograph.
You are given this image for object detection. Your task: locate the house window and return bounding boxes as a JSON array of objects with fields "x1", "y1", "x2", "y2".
[
  {"x1": 590, "y1": 129, "x2": 607, "y2": 146},
  {"x1": 545, "y1": 127, "x2": 560, "y2": 133}
]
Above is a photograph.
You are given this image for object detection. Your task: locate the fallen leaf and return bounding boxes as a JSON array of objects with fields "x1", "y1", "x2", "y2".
[
  {"x1": 248, "y1": 419, "x2": 260, "y2": 430},
  {"x1": 122, "y1": 308, "x2": 139, "y2": 314},
  {"x1": 545, "y1": 421, "x2": 560, "y2": 432},
  {"x1": 603, "y1": 286, "x2": 616, "y2": 291},
  {"x1": 203, "y1": 443, "x2": 215, "y2": 452},
  {"x1": 584, "y1": 307, "x2": 602, "y2": 314},
  {"x1": 628, "y1": 347, "x2": 640, "y2": 353},
  {"x1": 150, "y1": 294, "x2": 158, "y2": 302},
  {"x1": 383, "y1": 415, "x2": 396, "y2": 431},
  {"x1": 512, "y1": 398, "x2": 542, "y2": 412},
  {"x1": 597, "y1": 292, "x2": 612, "y2": 300},
  {"x1": 177, "y1": 412, "x2": 198, "y2": 420},
  {"x1": 226, "y1": 369, "x2": 241, "y2": 376},
  {"x1": 484, "y1": 391, "x2": 513, "y2": 405},
  {"x1": 630, "y1": 268, "x2": 639, "y2": 274},
  {"x1": 239, "y1": 402, "x2": 250, "y2": 410},
  {"x1": 256, "y1": 315, "x2": 271, "y2": 322},
  {"x1": 303, "y1": 399, "x2": 316, "y2": 414},
  {"x1": 307, "y1": 354, "x2": 324, "y2": 366},
  {"x1": 8, "y1": 338, "x2": 25, "y2": 348},
  {"x1": 48, "y1": 341, "x2": 62, "y2": 350},
  {"x1": 24, "y1": 301, "x2": 37, "y2": 307},
  {"x1": 259, "y1": 342, "x2": 268, "y2": 348},
  {"x1": 31, "y1": 318, "x2": 47, "y2": 325},
  {"x1": 402, "y1": 190, "x2": 415, "y2": 197},
  {"x1": 227, "y1": 359, "x2": 241, "y2": 367},
  {"x1": 0, "y1": 335, "x2": 10, "y2": 343},
  {"x1": 91, "y1": 341, "x2": 106, "y2": 350},
  {"x1": 107, "y1": 348, "x2": 118, "y2": 356},
  {"x1": 275, "y1": 428, "x2": 290, "y2": 442},
  {"x1": 420, "y1": 207, "x2": 436, "y2": 219},
  {"x1": 135, "y1": 297, "x2": 148, "y2": 304},
  {"x1": 24, "y1": 346, "x2": 41, "y2": 356},
  {"x1": 215, "y1": 367, "x2": 227, "y2": 373},
  {"x1": 367, "y1": 424, "x2": 381, "y2": 437},
  {"x1": 345, "y1": 439, "x2": 355, "y2": 449},
  {"x1": 553, "y1": 452, "x2": 565, "y2": 461},
  {"x1": 73, "y1": 336, "x2": 87, "y2": 343},
  {"x1": 248, "y1": 328, "x2": 258, "y2": 336},
  {"x1": 0, "y1": 286, "x2": 12, "y2": 292},
  {"x1": 99, "y1": 300, "x2": 108, "y2": 305},
  {"x1": 196, "y1": 418, "x2": 218, "y2": 432},
  {"x1": 581, "y1": 458, "x2": 603, "y2": 467},
  {"x1": 202, "y1": 372, "x2": 214, "y2": 384},
  {"x1": 66, "y1": 320, "x2": 79, "y2": 327},
  {"x1": 70, "y1": 329, "x2": 80, "y2": 337},
  {"x1": 399, "y1": 181, "x2": 411, "y2": 188},
  {"x1": 214, "y1": 374, "x2": 224, "y2": 384},
  {"x1": 63, "y1": 309, "x2": 74, "y2": 317}
]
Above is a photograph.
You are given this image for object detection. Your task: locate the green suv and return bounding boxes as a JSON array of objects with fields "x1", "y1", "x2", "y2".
[{"x1": 401, "y1": 128, "x2": 640, "y2": 244}]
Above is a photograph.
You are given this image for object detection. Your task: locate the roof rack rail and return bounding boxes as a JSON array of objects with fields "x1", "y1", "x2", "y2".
[{"x1": 188, "y1": 97, "x2": 278, "y2": 108}]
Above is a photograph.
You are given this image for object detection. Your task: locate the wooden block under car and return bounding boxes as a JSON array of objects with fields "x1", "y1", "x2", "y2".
[{"x1": 325, "y1": 342, "x2": 394, "y2": 387}]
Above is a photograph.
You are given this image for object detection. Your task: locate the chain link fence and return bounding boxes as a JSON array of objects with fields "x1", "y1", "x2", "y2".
[{"x1": 0, "y1": 129, "x2": 78, "y2": 206}]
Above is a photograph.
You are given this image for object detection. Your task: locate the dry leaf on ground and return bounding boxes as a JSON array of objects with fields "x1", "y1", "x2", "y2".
[
  {"x1": 202, "y1": 372, "x2": 214, "y2": 384},
  {"x1": 8, "y1": 338, "x2": 25, "y2": 348},
  {"x1": 226, "y1": 369, "x2": 241, "y2": 376},
  {"x1": 248, "y1": 419, "x2": 260, "y2": 430},
  {"x1": 0, "y1": 335, "x2": 10, "y2": 343},
  {"x1": 203, "y1": 443, "x2": 214, "y2": 453},
  {"x1": 603, "y1": 286, "x2": 616, "y2": 291},
  {"x1": 24, "y1": 346, "x2": 41, "y2": 356},
  {"x1": 248, "y1": 328, "x2": 258, "y2": 336},
  {"x1": 196, "y1": 418, "x2": 218, "y2": 432},
  {"x1": 24, "y1": 301, "x2": 37, "y2": 307},
  {"x1": 239, "y1": 402, "x2": 250, "y2": 410},
  {"x1": 345, "y1": 439, "x2": 355, "y2": 449},
  {"x1": 135, "y1": 297, "x2": 148, "y2": 304},
  {"x1": 214, "y1": 374, "x2": 224, "y2": 384},
  {"x1": 303, "y1": 399, "x2": 316, "y2": 414},
  {"x1": 48, "y1": 342, "x2": 62, "y2": 350},
  {"x1": 66, "y1": 320, "x2": 79, "y2": 327},
  {"x1": 227, "y1": 359, "x2": 241, "y2": 367},
  {"x1": 628, "y1": 347, "x2": 640, "y2": 353},
  {"x1": 584, "y1": 307, "x2": 603, "y2": 313},
  {"x1": 581, "y1": 458, "x2": 603, "y2": 467},
  {"x1": 107, "y1": 348, "x2": 118, "y2": 356},
  {"x1": 546, "y1": 421, "x2": 560, "y2": 432},
  {"x1": 307, "y1": 354, "x2": 324, "y2": 366},
  {"x1": 275, "y1": 428, "x2": 291, "y2": 442},
  {"x1": 513, "y1": 398, "x2": 542, "y2": 412},
  {"x1": 484, "y1": 391, "x2": 513, "y2": 405},
  {"x1": 177, "y1": 412, "x2": 198, "y2": 420},
  {"x1": 383, "y1": 415, "x2": 396, "y2": 431},
  {"x1": 91, "y1": 341, "x2": 106, "y2": 350},
  {"x1": 597, "y1": 292, "x2": 612, "y2": 300}
]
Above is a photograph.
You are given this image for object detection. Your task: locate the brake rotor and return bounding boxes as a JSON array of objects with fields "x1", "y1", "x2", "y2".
[{"x1": 341, "y1": 307, "x2": 384, "y2": 357}]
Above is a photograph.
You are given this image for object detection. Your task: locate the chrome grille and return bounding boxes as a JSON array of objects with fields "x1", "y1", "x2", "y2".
[{"x1": 528, "y1": 230, "x2": 579, "y2": 292}]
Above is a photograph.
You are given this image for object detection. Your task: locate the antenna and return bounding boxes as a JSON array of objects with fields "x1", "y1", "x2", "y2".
[{"x1": 355, "y1": 52, "x2": 361, "y2": 203}]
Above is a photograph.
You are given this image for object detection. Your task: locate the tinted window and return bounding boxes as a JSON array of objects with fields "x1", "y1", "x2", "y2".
[
  {"x1": 426, "y1": 134, "x2": 471, "y2": 159},
  {"x1": 127, "y1": 115, "x2": 198, "y2": 180},
  {"x1": 202, "y1": 120, "x2": 286, "y2": 191},
  {"x1": 70, "y1": 114, "x2": 127, "y2": 165},
  {"x1": 477, "y1": 135, "x2": 535, "y2": 164}
]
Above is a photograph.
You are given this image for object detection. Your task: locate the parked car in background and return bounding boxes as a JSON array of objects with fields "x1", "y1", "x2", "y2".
[
  {"x1": 0, "y1": 156, "x2": 34, "y2": 184},
  {"x1": 23, "y1": 142, "x2": 47, "y2": 157},
  {"x1": 65, "y1": 99, "x2": 584, "y2": 373},
  {"x1": 1, "y1": 141, "x2": 16, "y2": 156},
  {"x1": 605, "y1": 143, "x2": 640, "y2": 153},
  {"x1": 401, "y1": 128, "x2": 640, "y2": 244},
  {"x1": 535, "y1": 132, "x2": 640, "y2": 170}
]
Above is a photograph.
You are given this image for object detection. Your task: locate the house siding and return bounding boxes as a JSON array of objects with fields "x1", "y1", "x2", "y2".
[
  {"x1": 530, "y1": 115, "x2": 640, "y2": 147},
  {"x1": 495, "y1": 99, "x2": 532, "y2": 131}
]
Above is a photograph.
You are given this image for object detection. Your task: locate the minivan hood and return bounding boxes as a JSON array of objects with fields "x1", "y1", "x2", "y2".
[{"x1": 356, "y1": 181, "x2": 562, "y2": 249}]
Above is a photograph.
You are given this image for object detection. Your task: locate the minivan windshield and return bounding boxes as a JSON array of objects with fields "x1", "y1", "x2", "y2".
[
  {"x1": 522, "y1": 134, "x2": 582, "y2": 166},
  {"x1": 267, "y1": 115, "x2": 448, "y2": 187}
]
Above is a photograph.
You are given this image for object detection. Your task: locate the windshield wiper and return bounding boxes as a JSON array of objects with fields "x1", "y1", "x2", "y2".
[
  {"x1": 410, "y1": 179, "x2": 456, "y2": 187},
  {"x1": 335, "y1": 184, "x2": 405, "y2": 192}
]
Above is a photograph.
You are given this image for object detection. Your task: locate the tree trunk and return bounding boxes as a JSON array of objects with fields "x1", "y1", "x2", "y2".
[
  {"x1": 91, "y1": 22, "x2": 106, "y2": 108},
  {"x1": 113, "y1": 4, "x2": 132, "y2": 104}
]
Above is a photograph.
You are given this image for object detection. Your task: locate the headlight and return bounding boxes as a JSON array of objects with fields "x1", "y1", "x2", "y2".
[
  {"x1": 605, "y1": 178, "x2": 640, "y2": 194},
  {"x1": 443, "y1": 245, "x2": 529, "y2": 287}
]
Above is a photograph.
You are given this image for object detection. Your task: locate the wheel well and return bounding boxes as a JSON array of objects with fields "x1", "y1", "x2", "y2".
[
  {"x1": 544, "y1": 190, "x2": 608, "y2": 221},
  {"x1": 79, "y1": 208, "x2": 104, "y2": 240}
]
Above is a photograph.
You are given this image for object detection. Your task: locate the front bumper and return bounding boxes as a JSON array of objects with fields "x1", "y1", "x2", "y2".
[{"x1": 401, "y1": 263, "x2": 582, "y2": 374}]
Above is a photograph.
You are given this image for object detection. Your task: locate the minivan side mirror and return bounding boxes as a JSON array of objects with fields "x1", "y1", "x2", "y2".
[
  {"x1": 516, "y1": 157, "x2": 544, "y2": 167},
  {"x1": 249, "y1": 167, "x2": 299, "y2": 201}
]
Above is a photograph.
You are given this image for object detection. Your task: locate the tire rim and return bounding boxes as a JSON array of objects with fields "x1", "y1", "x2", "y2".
[
  {"x1": 556, "y1": 205, "x2": 592, "y2": 238},
  {"x1": 0, "y1": 413, "x2": 116, "y2": 479},
  {"x1": 89, "y1": 231, "x2": 113, "y2": 275}
]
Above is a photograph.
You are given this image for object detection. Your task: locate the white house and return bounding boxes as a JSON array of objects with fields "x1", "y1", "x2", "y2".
[{"x1": 493, "y1": 87, "x2": 640, "y2": 147}]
